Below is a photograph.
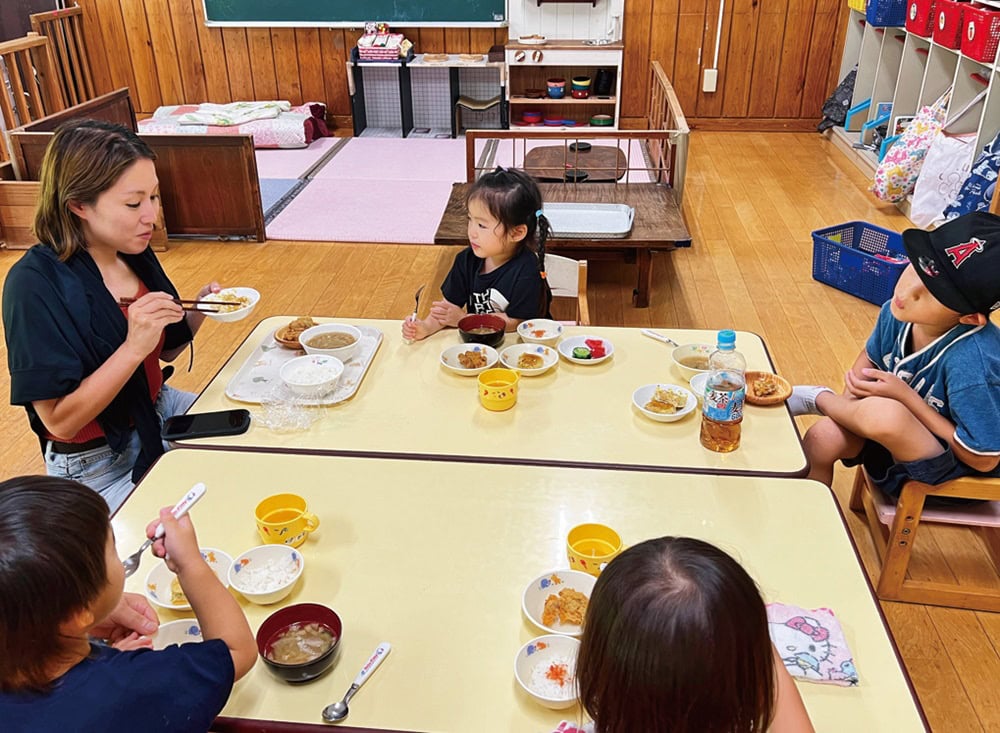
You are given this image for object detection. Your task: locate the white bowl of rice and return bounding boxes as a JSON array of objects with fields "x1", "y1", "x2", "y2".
[
  {"x1": 229, "y1": 545, "x2": 304, "y2": 605},
  {"x1": 514, "y1": 634, "x2": 580, "y2": 710},
  {"x1": 205, "y1": 286, "x2": 260, "y2": 323},
  {"x1": 279, "y1": 354, "x2": 344, "y2": 398}
]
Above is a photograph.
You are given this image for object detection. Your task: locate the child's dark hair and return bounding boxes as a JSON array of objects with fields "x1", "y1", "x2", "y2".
[
  {"x1": 468, "y1": 167, "x2": 551, "y2": 313},
  {"x1": 577, "y1": 537, "x2": 776, "y2": 733},
  {"x1": 0, "y1": 476, "x2": 110, "y2": 692}
]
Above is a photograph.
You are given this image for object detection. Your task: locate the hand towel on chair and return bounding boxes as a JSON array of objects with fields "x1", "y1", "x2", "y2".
[{"x1": 767, "y1": 602, "x2": 859, "y2": 686}]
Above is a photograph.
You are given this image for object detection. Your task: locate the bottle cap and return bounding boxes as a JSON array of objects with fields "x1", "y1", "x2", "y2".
[{"x1": 717, "y1": 329, "x2": 736, "y2": 349}]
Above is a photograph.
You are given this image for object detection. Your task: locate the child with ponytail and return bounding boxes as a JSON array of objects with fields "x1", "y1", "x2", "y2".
[{"x1": 402, "y1": 167, "x2": 552, "y2": 341}]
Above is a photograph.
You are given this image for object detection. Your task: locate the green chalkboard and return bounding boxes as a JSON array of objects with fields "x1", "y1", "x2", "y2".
[{"x1": 202, "y1": 0, "x2": 506, "y2": 27}]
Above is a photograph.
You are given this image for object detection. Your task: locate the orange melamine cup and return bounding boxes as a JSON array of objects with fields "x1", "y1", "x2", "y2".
[{"x1": 567, "y1": 523, "x2": 623, "y2": 576}]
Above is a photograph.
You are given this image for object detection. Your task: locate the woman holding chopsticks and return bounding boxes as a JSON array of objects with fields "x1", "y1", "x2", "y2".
[{"x1": 2, "y1": 120, "x2": 222, "y2": 512}]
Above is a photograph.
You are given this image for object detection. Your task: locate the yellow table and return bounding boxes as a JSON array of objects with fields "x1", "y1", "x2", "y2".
[
  {"x1": 118, "y1": 449, "x2": 925, "y2": 732},
  {"x1": 187, "y1": 318, "x2": 807, "y2": 477}
]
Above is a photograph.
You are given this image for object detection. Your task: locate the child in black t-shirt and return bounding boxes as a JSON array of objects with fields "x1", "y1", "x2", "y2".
[{"x1": 402, "y1": 167, "x2": 552, "y2": 341}]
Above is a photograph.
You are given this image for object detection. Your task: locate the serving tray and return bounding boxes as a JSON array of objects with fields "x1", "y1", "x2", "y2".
[
  {"x1": 224, "y1": 325, "x2": 383, "y2": 406},
  {"x1": 542, "y1": 202, "x2": 635, "y2": 239}
]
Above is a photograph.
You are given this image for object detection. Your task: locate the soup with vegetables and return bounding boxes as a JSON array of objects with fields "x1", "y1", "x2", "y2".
[
  {"x1": 266, "y1": 622, "x2": 337, "y2": 665},
  {"x1": 679, "y1": 355, "x2": 710, "y2": 370},
  {"x1": 307, "y1": 332, "x2": 357, "y2": 349},
  {"x1": 467, "y1": 327, "x2": 498, "y2": 335}
]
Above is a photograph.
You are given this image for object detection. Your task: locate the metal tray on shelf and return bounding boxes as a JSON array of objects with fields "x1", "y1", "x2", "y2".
[{"x1": 542, "y1": 202, "x2": 635, "y2": 239}]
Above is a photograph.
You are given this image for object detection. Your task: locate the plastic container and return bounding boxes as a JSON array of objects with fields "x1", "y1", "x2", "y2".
[
  {"x1": 867, "y1": 0, "x2": 907, "y2": 25},
  {"x1": 934, "y1": 0, "x2": 966, "y2": 48},
  {"x1": 699, "y1": 330, "x2": 746, "y2": 454},
  {"x1": 906, "y1": 0, "x2": 936, "y2": 36},
  {"x1": 962, "y1": 4, "x2": 1000, "y2": 63},
  {"x1": 811, "y1": 221, "x2": 908, "y2": 305}
]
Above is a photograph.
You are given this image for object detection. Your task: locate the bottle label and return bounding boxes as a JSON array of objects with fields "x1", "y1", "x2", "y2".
[{"x1": 704, "y1": 386, "x2": 745, "y2": 423}]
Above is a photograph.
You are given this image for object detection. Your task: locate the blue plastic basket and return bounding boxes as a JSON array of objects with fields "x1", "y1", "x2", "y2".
[
  {"x1": 811, "y1": 221, "x2": 908, "y2": 305},
  {"x1": 866, "y1": 0, "x2": 907, "y2": 25}
]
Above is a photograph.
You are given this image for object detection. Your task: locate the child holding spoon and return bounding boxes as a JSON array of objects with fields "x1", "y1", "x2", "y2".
[{"x1": 0, "y1": 475, "x2": 256, "y2": 731}]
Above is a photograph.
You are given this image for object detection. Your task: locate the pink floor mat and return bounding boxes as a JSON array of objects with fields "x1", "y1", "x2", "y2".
[
  {"x1": 266, "y1": 179, "x2": 457, "y2": 243},
  {"x1": 313, "y1": 137, "x2": 469, "y2": 182},
  {"x1": 254, "y1": 137, "x2": 341, "y2": 180}
]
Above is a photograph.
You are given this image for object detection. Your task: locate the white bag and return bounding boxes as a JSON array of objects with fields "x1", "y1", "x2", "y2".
[{"x1": 909, "y1": 130, "x2": 979, "y2": 227}]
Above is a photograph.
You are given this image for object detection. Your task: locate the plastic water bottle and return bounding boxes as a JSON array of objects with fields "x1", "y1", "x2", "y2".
[{"x1": 699, "y1": 329, "x2": 746, "y2": 453}]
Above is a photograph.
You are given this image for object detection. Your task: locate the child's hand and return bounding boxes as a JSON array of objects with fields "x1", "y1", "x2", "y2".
[
  {"x1": 147, "y1": 508, "x2": 203, "y2": 574},
  {"x1": 428, "y1": 300, "x2": 464, "y2": 328},
  {"x1": 845, "y1": 368, "x2": 913, "y2": 402},
  {"x1": 402, "y1": 316, "x2": 438, "y2": 342}
]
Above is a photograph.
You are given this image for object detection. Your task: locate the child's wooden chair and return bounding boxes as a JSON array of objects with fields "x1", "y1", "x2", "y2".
[
  {"x1": 849, "y1": 467, "x2": 1000, "y2": 612},
  {"x1": 544, "y1": 254, "x2": 590, "y2": 326}
]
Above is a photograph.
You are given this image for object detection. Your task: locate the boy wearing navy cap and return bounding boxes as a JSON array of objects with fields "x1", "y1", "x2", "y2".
[{"x1": 793, "y1": 211, "x2": 1000, "y2": 497}]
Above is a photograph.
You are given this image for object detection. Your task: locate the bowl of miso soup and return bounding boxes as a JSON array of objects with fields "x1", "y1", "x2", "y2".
[
  {"x1": 458, "y1": 313, "x2": 506, "y2": 348},
  {"x1": 671, "y1": 343, "x2": 714, "y2": 382},
  {"x1": 300, "y1": 323, "x2": 363, "y2": 362},
  {"x1": 257, "y1": 602, "x2": 343, "y2": 683}
]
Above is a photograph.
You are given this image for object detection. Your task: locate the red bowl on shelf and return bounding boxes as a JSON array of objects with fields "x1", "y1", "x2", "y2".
[
  {"x1": 571, "y1": 89, "x2": 589, "y2": 99},
  {"x1": 546, "y1": 77, "x2": 566, "y2": 87},
  {"x1": 522, "y1": 110, "x2": 542, "y2": 123}
]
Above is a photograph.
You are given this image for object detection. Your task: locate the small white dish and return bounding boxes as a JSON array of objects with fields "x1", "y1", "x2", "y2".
[
  {"x1": 557, "y1": 335, "x2": 614, "y2": 365},
  {"x1": 152, "y1": 618, "x2": 203, "y2": 650},
  {"x1": 521, "y1": 569, "x2": 596, "y2": 638},
  {"x1": 517, "y1": 319, "x2": 563, "y2": 346},
  {"x1": 514, "y1": 634, "x2": 580, "y2": 710},
  {"x1": 439, "y1": 343, "x2": 499, "y2": 376},
  {"x1": 145, "y1": 547, "x2": 232, "y2": 611},
  {"x1": 631, "y1": 384, "x2": 697, "y2": 423},
  {"x1": 299, "y1": 323, "x2": 363, "y2": 362},
  {"x1": 279, "y1": 354, "x2": 344, "y2": 397},
  {"x1": 500, "y1": 343, "x2": 558, "y2": 376},
  {"x1": 205, "y1": 287, "x2": 260, "y2": 323},
  {"x1": 690, "y1": 372, "x2": 710, "y2": 402}
]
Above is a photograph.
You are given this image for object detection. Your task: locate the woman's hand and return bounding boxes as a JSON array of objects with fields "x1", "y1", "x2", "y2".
[
  {"x1": 123, "y1": 292, "x2": 184, "y2": 360},
  {"x1": 428, "y1": 300, "x2": 465, "y2": 328},
  {"x1": 845, "y1": 368, "x2": 915, "y2": 404},
  {"x1": 184, "y1": 281, "x2": 222, "y2": 334},
  {"x1": 92, "y1": 591, "x2": 159, "y2": 643}
]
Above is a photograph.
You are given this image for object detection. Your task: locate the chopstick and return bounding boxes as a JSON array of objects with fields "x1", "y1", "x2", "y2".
[{"x1": 117, "y1": 296, "x2": 221, "y2": 313}]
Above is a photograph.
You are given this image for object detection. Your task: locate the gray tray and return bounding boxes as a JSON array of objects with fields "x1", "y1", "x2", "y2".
[{"x1": 542, "y1": 202, "x2": 635, "y2": 239}]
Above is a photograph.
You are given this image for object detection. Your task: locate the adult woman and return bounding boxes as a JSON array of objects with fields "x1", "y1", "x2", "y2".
[
  {"x1": 2, "y1": 120, "x2": 220, "y2": 512},
  {"x1": 576, "y1": 537, "x2": 814, "y2": 733}
]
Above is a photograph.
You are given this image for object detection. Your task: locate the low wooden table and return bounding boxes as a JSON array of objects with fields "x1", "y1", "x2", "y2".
[
  {"x1": 433, "y1": 182, "x2": 689, "y2": 307},
  {"x1": 184, "y1": 318, "x2": 808, "y2": 478},
  {"x1": 117, "y1": 449, "x2": 927, "y2": 732},
  {"x1": 522, "y1": 144, "x2": 628, "y2": 182}
]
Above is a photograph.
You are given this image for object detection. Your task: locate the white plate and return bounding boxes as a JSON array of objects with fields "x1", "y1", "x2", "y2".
[
  {"x1": 205, "y1": 287, "x2": 260, "y2": 323},
  {"x1": 517, "y1": 319, "x2": 563, "y2": 345},
  {"x1": 518, "y1": 36, "x2": 547, "y2": 45},
  {"x1": 500, "y1": 343, "x2": 558, "y2": 376},
  {"x1": 152, "y1": 618, "x2": 203, "y2": 650},
  {"x1": 557, "y1": 335, "x2": 614, "y2": 365},
  {"x1": 440, "y1": 343, "x2": 499, "y2": 376},
  {"x1": 144, "y1": 548, "x2": 231, "y2": 611},
  {"x1": 631, "y1": 383, "x2": 697, "y2": 423},
  {"x1": 521, "y1": 569, "x2": 596, "y2": 638}
]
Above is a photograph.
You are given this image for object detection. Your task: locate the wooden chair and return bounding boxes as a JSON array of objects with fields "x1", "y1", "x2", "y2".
[
  {"x1": 30, "y1": 8, "x2": 97, "y2": 108},
  {"x1": 544, "y1": 254, "x2": 590, "y2": 326},
  {"x1": 849, "y1": 467, "x2": 1000, "y2": 612}
]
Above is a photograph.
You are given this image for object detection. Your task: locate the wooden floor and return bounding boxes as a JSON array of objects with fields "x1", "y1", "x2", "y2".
[{"x1": 1, "y1": 131, "x2": 998, "y2": 730}]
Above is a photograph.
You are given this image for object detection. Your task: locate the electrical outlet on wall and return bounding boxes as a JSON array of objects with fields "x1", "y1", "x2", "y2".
[{"x1": 702, "y1": 68, "x2": 718, "y2": 93}]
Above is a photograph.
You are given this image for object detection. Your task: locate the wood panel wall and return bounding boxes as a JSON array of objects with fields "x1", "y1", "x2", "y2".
[{"x1": 74, "y1": 0, "x2": 847, "y2": 132}]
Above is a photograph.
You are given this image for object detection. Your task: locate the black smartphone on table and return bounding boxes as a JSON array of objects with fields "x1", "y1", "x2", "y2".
[{"x1": 161, "y1": 409, "x2": 251, "y2": 441}]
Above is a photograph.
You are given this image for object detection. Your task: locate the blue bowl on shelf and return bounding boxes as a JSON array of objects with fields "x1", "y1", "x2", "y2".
[{"x1": 547, "y1": 87, "x2": 565, "y2": 99}]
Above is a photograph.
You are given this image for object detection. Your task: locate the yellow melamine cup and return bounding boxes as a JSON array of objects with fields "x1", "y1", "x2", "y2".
[
  {"x1": 477, "y1": 368, "x2": 520, "y2": 411},
  {"x1": 254, "y1": 493, "x2": 320, "y2": 548},
  {"x1": 567, "y1": 523, "x2": 623, "y2": 576}
]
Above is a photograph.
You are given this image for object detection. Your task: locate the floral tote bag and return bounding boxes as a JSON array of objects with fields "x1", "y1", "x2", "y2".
[{"x1": 871, "y1": 89, "x2": 951, "y2": 202}]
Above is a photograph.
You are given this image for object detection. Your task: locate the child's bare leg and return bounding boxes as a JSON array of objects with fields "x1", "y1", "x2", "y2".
[
  {"x1": 816, "y1": 392, "x2": 945, "y2": 462},
  {"x1": 803, "y1": 417, "x2": 865, "y2": 486}
]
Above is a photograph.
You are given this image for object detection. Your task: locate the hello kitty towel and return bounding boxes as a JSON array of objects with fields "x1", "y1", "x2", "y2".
[{"x1": 767, "y1": 602, "x2": 859, "y2": 686}]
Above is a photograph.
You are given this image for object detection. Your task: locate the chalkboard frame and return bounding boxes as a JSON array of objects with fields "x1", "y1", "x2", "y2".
[{"x1": 201, "y1": 0, "x2": 508, "y2": 27}]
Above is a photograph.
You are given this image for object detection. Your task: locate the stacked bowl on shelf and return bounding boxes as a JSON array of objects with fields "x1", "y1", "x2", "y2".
[
  {"x1": 571, "y1": 76, "x2": 591, "y2": 99},
  {"x1": 546, "y1": 78, "x2": 566, "y2": 99}
]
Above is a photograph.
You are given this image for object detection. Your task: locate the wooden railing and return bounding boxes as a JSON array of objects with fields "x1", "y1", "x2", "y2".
[
  {"x1": 0, "y1": 34, "x2": 66, "y2": 162},
  {"x1": 647, "y1": 61, "x2": 689, "y2": 203},
  {"x1": 31, "y1": 6, "x2": 96, "y2": 108}
]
